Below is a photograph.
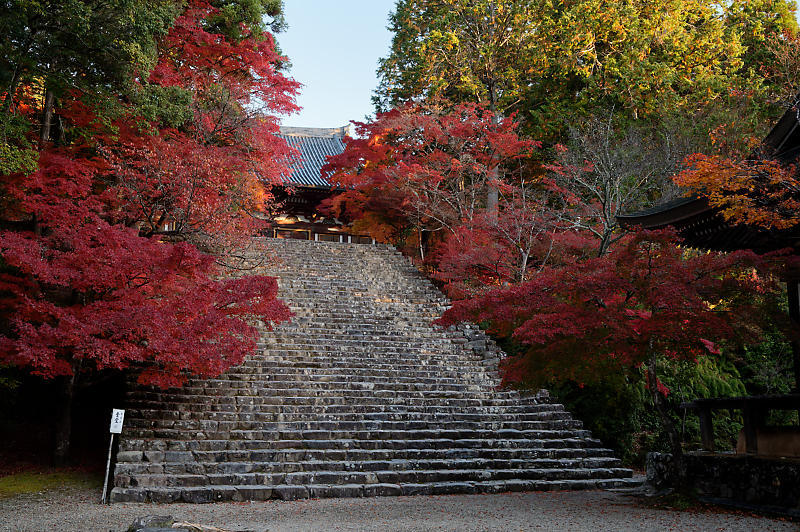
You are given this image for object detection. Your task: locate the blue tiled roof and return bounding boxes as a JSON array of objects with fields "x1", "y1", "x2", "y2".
[{"x1": 279, "y1": 134, "x2": 345, "y2": 188}]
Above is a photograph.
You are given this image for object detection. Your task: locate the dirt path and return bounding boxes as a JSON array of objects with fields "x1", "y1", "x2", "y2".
[{"x1": 2, "y1": 486, "x2": 797, "y2": 532}]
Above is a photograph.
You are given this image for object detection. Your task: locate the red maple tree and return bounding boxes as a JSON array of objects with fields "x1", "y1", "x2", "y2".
[
  {"x1": 0, "y1": 0, "x2": 297, "y2": 462},
  {"x1": 675, "y1": 152, "x2": 800, "y2": 230},
  {"x1": 439, "y1": 230, "x2": 780, "y2": 455},
  {"x1": 322, "y1": 102, "x2": 548, "y2": 291}
]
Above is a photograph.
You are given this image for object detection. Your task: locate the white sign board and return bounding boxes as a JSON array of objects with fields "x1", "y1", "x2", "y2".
[{"x1": 109, "y1": 409, "x2": 125, "y2": 434}]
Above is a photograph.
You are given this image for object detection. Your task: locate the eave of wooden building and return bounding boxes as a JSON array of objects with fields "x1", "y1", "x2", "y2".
[{"x1": 617, "y1": 98, "x2": 800, "y2": 253}]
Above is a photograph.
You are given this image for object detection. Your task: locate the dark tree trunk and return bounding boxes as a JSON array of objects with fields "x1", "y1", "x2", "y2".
[
  {"x1": 40, "y1": 88, "x2": 55, "y2": 144},
  {"x1": 486, "y1": 82, "x2": 500, "y2": 217},
  {"x1": 646, "y1": 353, "x2": 689, "y2": 491},
  {"x1": 487, "y1": 167, "x2": 499, "y2": 214},
  {"x1": 646, "y1": 354, "x2": 683, "y2": 458},
  {"x1": 53, "y1": 372, "x2": 77, "y2": 466}
]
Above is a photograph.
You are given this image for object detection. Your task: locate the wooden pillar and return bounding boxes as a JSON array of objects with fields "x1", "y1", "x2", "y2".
[
  {"x1": 742, "y1": 405, "x2": 759, "y2": 454},
  {"x1": 788, "y1": 279, "x2": 800, "y2": 392},
  {"x1": 698, "y1": 408, "x2": 714, "y2": 452}
]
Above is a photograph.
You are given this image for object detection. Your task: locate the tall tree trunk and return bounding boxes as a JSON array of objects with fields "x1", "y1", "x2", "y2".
[
  {"x1": 53, "y1": 372, "x2": 77, "y2": 466},
  {"x1": 517, "y1": 249, "x2": 529, "y2": 283},
  {"x1": 3, "y1": 69, "x2": 21, "y2": 112},
  {"x1": 40, "y1": 88, "x2": 55, "y2": 144},
  {"x1": 487, "y1": 166, "x2": 499, "y2": 215},
  {"x1": 486, "y1": 80, "x2": 499, "y2": 217}
]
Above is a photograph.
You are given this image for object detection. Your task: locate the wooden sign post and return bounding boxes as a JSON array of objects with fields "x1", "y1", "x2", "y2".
[{"x1": 101, "y1": 409, "x2": 125, "y2": 504}]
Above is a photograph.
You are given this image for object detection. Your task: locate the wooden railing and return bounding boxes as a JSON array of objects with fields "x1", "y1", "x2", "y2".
[
  {"x1": 681, "y1": 394, "x2": 800, "y2": 453},
  {"x1": 272, "y1": 226, "x2": 376, "y2": 245}
]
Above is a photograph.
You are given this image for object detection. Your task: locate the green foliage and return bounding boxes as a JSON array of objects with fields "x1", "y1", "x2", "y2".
[
  {"x1": 0, "y1": 113, "x2": 37, "y2": 175},
  {"x1": 726, "y1": 0, "x2": 798, "y2": 76},
  {"x1": 739, "y1": 331, "x2": 795, "y2": 396},
  {"x1": 552, "y1": 339, "x2": 795, "y2": 466},
  {"x1": 550, "y1": 374, "x2": 647, "y2": 465},
  {"x1": 656, "y1": 355, "x2": 746, "y2": 452},
  {"x1": 0, "y1": 0, "x2": 181, "y2": 97},
  {"x1": 738, "y1": 331, "x2": 798, "y2": 426},
  {"x1": 208, "y1": 0, "x2": 286, "y2": 39},
  {"x1": 128, "y1": 85, "x2": 194, "y2": 129},
  {"x1": 376, "y1": 0, "x2": 535, "y2": 113}
]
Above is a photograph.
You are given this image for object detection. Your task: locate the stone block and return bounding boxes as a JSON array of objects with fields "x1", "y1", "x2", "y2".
[
  {"x1": 143, "y1": 451, "x2": 165, "y2": 463},
  {"x1": 110, "y1": 487, "x2": 147, "y2": 503},
  {"x1": 273, "y1": 485, "x2": 309, "y2": 500},
  {"x1": 234, "y1": 486, "x2": 273, "y2": 501},
  {"x1": 164, "y1": 451, "x2": 194, "y2": 463},
  {"x1": 180, "y1": 488, "x2": 214, "y2": 504},
  {"x1": 147, "y1": 489, "x2": 182, "y2": 504},
  {"x1": 363, "y1": 483, "x2": 402, "y2": 497},
  {"x1": 126, "y1": 514, "x2": 174, "y2": 531},
  {"x1": 117, "y1": 451, "x2": 144, "y2": 463},
  {"x1": 308, "y1": 484, "x2": 363, "y2": 498}
]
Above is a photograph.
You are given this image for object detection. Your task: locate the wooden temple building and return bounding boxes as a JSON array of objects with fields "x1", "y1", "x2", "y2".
[{"x1": 272, "y1": 125, "x2": 374, "y2": 244}]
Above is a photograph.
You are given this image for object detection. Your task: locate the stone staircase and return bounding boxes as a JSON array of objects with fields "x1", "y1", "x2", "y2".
[{"x1": 110, "y1": 238, "x2": 638, "y2": 503}]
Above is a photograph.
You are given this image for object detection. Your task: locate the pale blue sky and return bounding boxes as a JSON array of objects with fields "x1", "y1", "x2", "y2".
[{"x1": 278, "y1": 1, "x2": 396, "y2": 128}]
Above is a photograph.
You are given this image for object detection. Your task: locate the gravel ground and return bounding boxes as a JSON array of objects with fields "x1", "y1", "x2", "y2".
[{"x1": 1, "y1": 486, "x2": 797, "y2": 532}]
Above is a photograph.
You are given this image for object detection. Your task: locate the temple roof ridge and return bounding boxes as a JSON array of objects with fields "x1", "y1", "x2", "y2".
[{"x1": 279, "y1": 125, "x2": 352, "y2": 138}]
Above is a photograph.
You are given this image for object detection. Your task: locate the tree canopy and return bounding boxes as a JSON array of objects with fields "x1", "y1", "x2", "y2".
[
  {"x1": 0, "y1": 0, "x2": 297, "y2": 461},
  {"x1": 376, "y1": 0, "x2": 798, "y2": 143}
]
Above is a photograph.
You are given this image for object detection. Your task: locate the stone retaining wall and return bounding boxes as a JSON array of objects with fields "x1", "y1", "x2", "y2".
[{"x1": 647, "y1": 452, "x2": 800, "y2": 515}]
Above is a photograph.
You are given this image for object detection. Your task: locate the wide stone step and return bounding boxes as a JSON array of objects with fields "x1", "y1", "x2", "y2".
[
  {"x1": 124, "y1": 393, "x2": 533, "y2": 407},
  {"x1": 262, "y1": 329, "x2": 452, "y2": 340},
  {"x1": 263, "y1": 323, "x2": 450, "y2": 333},
  {"x1": 236, "y1": 356, "x2": 494, "y2": 369},
  {"x1": 215, "y1": 373, "x2": 486, "y2": 386},
  {"x1": 116, "y1": 465, "x2": 632, "y2": 490},
  {"x1": 259, "y1": 339, "x2": 460, "y2": 350},
  {"x1": 121, "y1": 436, "x2": 603, "y2": 453},
  {"x1": 181, "y1": 446, "x2": 617, "y2": 464},
  {"x1": 110, "y1": 476, "x2": 644, "y2": 503},
  {"x1": 220, "y1": 371, "x2": 496, "y2": 384},
  {"x1": 168, "y1": 382, "x2": 492, "y2": 395},
  {"x1": 234, "y1": 359, "x2": 497, "y2": 373},
  {"x1": 125, "y1": 401, "x2": 561, "y2": 416},
  {"x1": 124, "y1": 427, "x2": 592, "y2": 442},
  {"x1": 115, "y1": 449, "x2": 627, "y2": 478},
  {"x1": 127, "y1": 405, "x2": 569, "y2": 422},
  {"x1": 223, "y1": 355, "x2": 488, "y2": 367},
  {"x1": 115, "y1": 456, "x2": 622, "y2": 479},
  {"x1": 124, "y1": 418, "x2": 584, "y2": 433}
]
